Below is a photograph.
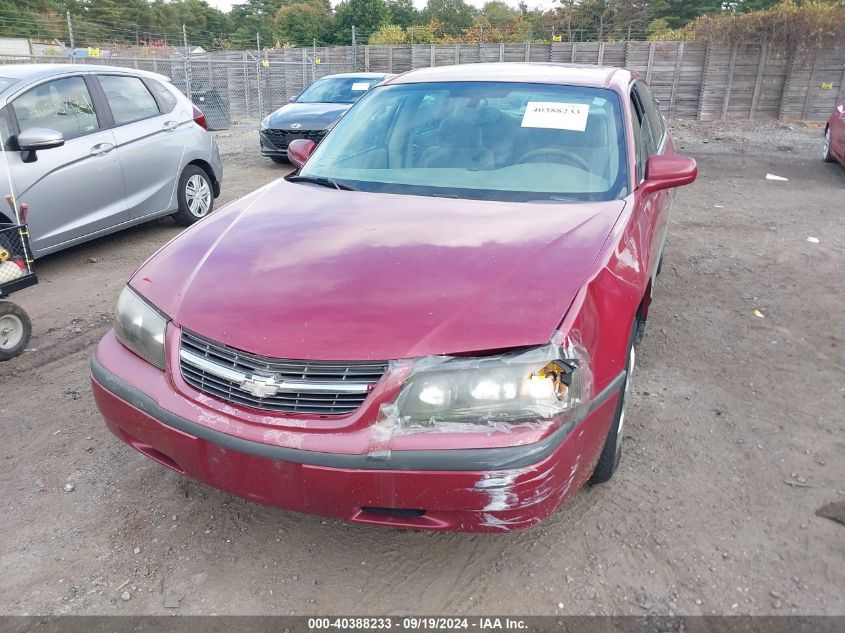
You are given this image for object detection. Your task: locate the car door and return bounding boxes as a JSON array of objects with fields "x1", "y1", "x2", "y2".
[
  {"x1": 7, "y1": 74, "x2": 127, "y2": 255},
  {"x1": 632, "y1": 82, "x2": 671, "y2": 279},
  {"x1": 94, "y1": 74, "x2": 188, "y2": 220}
]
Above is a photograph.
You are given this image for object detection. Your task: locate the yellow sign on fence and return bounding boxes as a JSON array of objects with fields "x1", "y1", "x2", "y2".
[
  {"x1": 261, "y1": 59, "x2": 269, "y2": 68},
  {"x1": 820, "y1": 82, "x2": 833, "y2": 90},
  {"x1": 552, "y1": 35, "x2": 562, "y2": 42},
  {"x1": 88, "y1": 47, "x2": 100, "y2": 57}
]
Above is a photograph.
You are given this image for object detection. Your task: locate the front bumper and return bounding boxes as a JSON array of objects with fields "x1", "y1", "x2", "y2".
[{"x1": 91, "y1": 330, "x2": 623, "y2": 532}]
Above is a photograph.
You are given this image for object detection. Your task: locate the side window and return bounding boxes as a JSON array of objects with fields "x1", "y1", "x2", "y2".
[
  {"x1": 98, "y1": 75, "x2": 160, "y2": 125},
  {"x1": 13, "y1": 76, "x2": 99, "y2": 140},
  {"x1": 636, "y1": 82, "x2": 665, "y2": 150},
  {"x1": 630, "y1": 94, "x2": 647, "y2": 183},
  {"x1": 144, "y1": 78, "x2": 178, "y2": 113}
]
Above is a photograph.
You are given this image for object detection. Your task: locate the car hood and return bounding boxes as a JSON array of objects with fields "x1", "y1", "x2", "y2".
[
  {"x1": 131, "y1": 180, "x2": 624, "y2": 361},
  {"x1": 265, "y1": 102, "x2": 351, "y2": 129}
]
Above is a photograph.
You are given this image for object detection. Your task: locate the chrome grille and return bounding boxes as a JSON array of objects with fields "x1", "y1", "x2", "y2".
[
  {"x1": 263, "y1": 128, "x2": 326, "y2": 150},
  {"x1": 179, "y1": 330, "x2": 388, "y2": 415}
]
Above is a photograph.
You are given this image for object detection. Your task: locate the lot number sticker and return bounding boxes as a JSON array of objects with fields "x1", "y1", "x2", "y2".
[
  {"x1": 351, "y1": 82, "x2": 370, "y2": 91},
  {"x1": 521, "y1": 102, "x2": 590, "y2": 131}
]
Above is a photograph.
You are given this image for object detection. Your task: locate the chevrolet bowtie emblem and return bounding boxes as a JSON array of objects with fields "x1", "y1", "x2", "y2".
[{"x1": 240, "y1": 374, "x2": 281, "y2": 398}]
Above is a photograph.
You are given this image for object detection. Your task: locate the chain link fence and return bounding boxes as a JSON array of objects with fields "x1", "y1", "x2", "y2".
[
  {"x1": 1, "y1": 41, "x2": 842, "y2": 126},
  {"x1": 0, "y1": 48, "x2": 354, "y2": 128}
]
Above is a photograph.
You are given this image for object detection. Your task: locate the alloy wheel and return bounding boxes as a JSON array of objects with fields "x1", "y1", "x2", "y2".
[{"x1": 185, "y1": 174, "x2": 212, "y2": 218}]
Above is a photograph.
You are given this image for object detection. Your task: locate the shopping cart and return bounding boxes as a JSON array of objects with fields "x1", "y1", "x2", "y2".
[{"x1": 0, "y1": 202, "x2": 37, "y2": 360}]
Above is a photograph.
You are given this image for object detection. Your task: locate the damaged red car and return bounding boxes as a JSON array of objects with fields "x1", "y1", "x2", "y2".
[{"x1": 91, "y1": 64, "x2": 696, "y2": 532}]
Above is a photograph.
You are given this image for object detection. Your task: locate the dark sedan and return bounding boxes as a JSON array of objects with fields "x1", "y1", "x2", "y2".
[{"x1": 259, "y1": 72, "x2": 390, "y2": 163}]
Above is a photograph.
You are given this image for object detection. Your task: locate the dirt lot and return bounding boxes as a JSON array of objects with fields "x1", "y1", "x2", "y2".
[{"x1": 1, "y1": 121, "x2": 843, "y2": 617}]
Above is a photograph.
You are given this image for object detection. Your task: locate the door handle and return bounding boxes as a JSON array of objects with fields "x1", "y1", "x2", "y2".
[
  {"x1": 89, "y1": 143, "x2": 114, "y2": 156},
  {"x1": 162, "y1": 120, "x2": 178, "y2": 131}
]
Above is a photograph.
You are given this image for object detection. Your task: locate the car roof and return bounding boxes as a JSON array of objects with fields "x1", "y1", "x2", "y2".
[
  {"x1": 383, "y1": 63, "x2": 633, "y2": 91},
  {"x1": 0, "y1": 63, "x2": 169, "y2": 83}
]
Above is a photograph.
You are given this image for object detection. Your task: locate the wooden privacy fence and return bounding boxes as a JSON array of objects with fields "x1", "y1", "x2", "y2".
[
  {"x1": 348, "y1": 41, "x2": 844, "y2": 122},
  {"x1": 2, "y1": 41, "x2": 842, "y2": 123}
]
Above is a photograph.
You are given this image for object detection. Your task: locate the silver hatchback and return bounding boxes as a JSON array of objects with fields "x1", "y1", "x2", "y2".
[{"x1": 0, "y1": 64, "x2": 223, "y2": 258}]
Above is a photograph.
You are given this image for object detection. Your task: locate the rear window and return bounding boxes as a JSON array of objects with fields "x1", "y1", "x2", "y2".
[
  {"x1": 145, "y1": 78, "x2": 178, "y2": 113},
  {"x1": 99, "y1": 75, "x2": 160, "y2": 125}
]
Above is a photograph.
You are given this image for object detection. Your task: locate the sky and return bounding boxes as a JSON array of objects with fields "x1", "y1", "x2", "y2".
[{"x1": 205, "y1": 0, "x2": 561, "y2": 11}]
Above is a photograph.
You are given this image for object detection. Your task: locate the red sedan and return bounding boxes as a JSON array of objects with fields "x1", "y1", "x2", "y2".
[
  {"x1": 824, "y1": 99, "x2": 845, "y2": 166},
  {"x1": 91, "y1": 64, "x2": 696, "y2": 532}
]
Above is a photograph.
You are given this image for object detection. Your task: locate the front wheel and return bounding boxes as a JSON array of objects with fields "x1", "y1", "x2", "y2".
[
  {"x1": 823, "y1": 127, "x2": 836, "y2": 163},
  {"x1": 270, "y1": 156, "x2": 287, "y2": 165},
  {"x1": 0, "y1": 301, "x2": 32, "y2": 361},
  {"x1": 173, "y1": 166, "x2": 214, "y2": 226},
  {"x1": 590, "y1": 322, "x2": 637, "y2": 484}
]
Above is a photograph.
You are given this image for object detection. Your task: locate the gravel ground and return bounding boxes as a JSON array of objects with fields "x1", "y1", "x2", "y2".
[{"x1": 0, "y1": 121, "x2": 843, "y2": 616}]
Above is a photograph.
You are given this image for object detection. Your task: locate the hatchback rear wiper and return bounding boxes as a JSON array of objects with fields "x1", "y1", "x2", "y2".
[{"x1": 287, "y1": 175, "x2": 357, "y2": 191}]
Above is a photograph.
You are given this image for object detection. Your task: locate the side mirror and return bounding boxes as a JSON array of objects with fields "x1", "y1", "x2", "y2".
[
  {"x1": 18, "y1": 128, "x2": 64, "y2": 163},
  {"x1": 288, "y1": 138, "x2": 316, "y2": 169},
  {"x1": 288, "y1": 95, "x2": 298, "y2": 103},
  {"x1": 640, "y1": 154, "x2": 697, "y2": 195}
]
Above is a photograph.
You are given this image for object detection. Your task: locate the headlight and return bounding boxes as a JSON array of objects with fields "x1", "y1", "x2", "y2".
[
  {"x1": 392, "y1": 344, "x2": 585, "y2": 427},
  {"x1": 260, "y1": 116, "x2": 270, "y2": 130},
  {"x1": 114, "y1": 286, "x2": 168, "y2": 369}
]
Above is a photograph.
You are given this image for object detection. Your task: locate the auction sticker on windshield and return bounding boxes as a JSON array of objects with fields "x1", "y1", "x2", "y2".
[
  {"x1": 521, "y1": 102, "x2": 590, "y2": 131},
  {"x1": 351, "y1": 82, "x2": 370, "y2": 91}
]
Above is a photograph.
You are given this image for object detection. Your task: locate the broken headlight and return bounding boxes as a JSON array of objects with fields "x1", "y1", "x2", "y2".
[{"x1": 393, "y1": 344, "x2": 584, "y2": 426}]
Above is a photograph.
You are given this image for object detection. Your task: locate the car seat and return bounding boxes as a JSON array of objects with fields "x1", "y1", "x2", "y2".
[{"x1": 417, "y1": 117, "x2": 495, "y2": 170}]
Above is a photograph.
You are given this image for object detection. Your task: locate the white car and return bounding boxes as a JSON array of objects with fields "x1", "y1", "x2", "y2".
[{"x1": 0, "y1": 64, "x2": 223, "y2": 258}]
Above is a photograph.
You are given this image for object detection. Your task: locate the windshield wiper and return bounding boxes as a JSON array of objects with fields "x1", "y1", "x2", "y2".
[{"x1": 287, "y1": 175, "x2": 357, "y2": 191}]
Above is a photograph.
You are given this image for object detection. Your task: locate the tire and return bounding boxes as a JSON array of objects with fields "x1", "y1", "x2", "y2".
[
  {"x1": 270, "y1": 156, "x2": 288, "y2": 165},
  {"x1": 823, "y1": 126, "x2": 836, "y2": 163},
  {"x1": 590, "y1": 321, "x2": 637, "y2": 484},
  {"x1": 0, "y1": 301, "x2": 32, "y2": 361},
  {"x1": 173, "y1": 166, "x2": 214, "y2": 227}
]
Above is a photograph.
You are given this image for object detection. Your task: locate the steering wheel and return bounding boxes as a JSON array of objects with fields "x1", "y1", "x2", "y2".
[{"x1": 516, "y1": 147, "x2": 591, "y2": 172}]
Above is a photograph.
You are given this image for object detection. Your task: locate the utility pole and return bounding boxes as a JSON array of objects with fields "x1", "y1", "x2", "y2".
[
  {"x1": 256, "y1": 31, "x2": 261, "y2": 51},
  {"x1": 66, "y1": 11, "x2": 74, "y2": 51},
  {"x1": 182, "y1": 24, "x2": 191, "y2": 100},
  {"x1": 351, "y1": 25, "x2": 357, "y2": 71},
  {"x1": 312, "y1": 38, "x2": 316, "y2": 83}
]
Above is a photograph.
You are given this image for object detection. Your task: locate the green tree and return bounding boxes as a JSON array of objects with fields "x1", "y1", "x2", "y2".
[
  {"x1": 369, "y1": 23, "x2": 407, "y2": 43},
  {"x1": 229, "y1": 0, "x2": 286, "y2": 48},
  {"x1": 481, "y1": 1, "x2": 519, "y2": 30},
  {"x1": 647, "y1": 0, "x2": 723, "y2": 29},
  {"x1": 386, "y1": 0, "x2": 421, "y2": 27},
  {"x1": 333, "y1": 0, "x2": 390, "y2": 43},
  {"x1": 276, "y1": 0, "x2": 332, "y2": 44},
  {"x1": 423, "y1": 0, "x2": 475, "y2": 35}
]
